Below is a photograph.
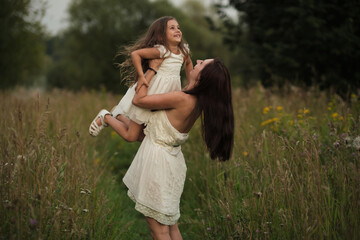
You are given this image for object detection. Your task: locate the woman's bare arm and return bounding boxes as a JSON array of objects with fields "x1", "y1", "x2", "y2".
[
  {"x1": 133, "y1": 91, "x2": 184, "y2": 110},
  {"x1": 132, "y1": 58, "x2": 184, "y2": 110}
]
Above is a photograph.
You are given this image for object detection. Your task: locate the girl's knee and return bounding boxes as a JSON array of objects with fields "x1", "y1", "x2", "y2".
[{"x1": 124, "y1": 135, "x2": 138, "y2": 142}]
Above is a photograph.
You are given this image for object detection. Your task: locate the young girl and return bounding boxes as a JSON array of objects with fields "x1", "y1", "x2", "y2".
[{"x1": 89, "y1": 16, "x2": 193, "y2": 139}]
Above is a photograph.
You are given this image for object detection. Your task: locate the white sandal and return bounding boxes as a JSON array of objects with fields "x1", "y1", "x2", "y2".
[{"x1": 89, "y1": 109, "x2": 111, "y2": 137}]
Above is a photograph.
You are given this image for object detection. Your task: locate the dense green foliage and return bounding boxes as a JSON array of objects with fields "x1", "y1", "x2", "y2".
[
  {"x1": 0, "y1": 0, "x2": 46, "y2": 89},
  {"x1": 218, "y1": 0, "x2": 360, "y2": 97},
  {"x1": 2, "y1": 0, "x2": 360, "y2": 94},
  {"x1": 46, "y1": 0, "x2": 232, "y2": 93}
]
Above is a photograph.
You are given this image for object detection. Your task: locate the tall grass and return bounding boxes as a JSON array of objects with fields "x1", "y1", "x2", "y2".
[
  {"x1": 1, "y1": 86, "x2": 359, "y2": 239},
  {"x1": 181, "y1": 86, "x2": 360, "y2": 239},
  {"x1": 0, "y1": 88, "x2": 147, "y2": 239}
]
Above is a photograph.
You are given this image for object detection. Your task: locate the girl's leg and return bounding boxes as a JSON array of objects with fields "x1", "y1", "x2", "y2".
[
  {"x1": 114, "y1": 114, "x2": 131, "y2": 128},
  {"x1": 145, "y1": 217, "x2": 171, "y2": 240},
  {"x1": 115, "y1": 114, "x2": 145, "y2": 141},
  {"x1": 93, "y1": 112, "x2": 131, "y2": 129},
  {"x1": 169, "y1": 223, "x2": 182, "y2": 240},
  {"x1": 104, "y1": 114, "x2": 143, "y2": 142}
]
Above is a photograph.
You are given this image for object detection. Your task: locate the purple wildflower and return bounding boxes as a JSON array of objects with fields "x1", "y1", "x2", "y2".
[{"x1": 29, "y1": 219, "x2": 37, "y2": 229}]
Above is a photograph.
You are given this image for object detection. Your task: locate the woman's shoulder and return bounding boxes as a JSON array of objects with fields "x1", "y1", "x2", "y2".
[{"x1": 168, "y1": 91, "x2": 194, "y2": 104}]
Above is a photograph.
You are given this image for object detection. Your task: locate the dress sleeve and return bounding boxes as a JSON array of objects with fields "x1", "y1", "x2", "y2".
[
  {"x1": 154, "y1": 44, "x2": 171, "y2": 58},
  {"x1": 184, "y1": 43, "x2": 190, "y2": 55}
]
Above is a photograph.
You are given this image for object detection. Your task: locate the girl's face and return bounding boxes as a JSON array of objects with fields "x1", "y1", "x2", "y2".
[{"x1": 166, "y1": 19, "x2": 182, "y2": 45}]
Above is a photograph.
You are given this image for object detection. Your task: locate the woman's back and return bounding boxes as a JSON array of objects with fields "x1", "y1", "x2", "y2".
[{"x1": 164, "y1": 91, "x2": 198, "y2": 134}]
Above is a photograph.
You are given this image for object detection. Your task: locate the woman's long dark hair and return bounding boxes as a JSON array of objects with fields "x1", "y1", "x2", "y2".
[{"x1": 185, "y1": 58, "x2": 234, "y2": 161}]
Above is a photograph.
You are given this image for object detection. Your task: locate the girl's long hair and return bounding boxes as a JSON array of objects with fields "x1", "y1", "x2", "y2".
[
  {"x1": 116, "y1": 16, "x2": 189, "y2": 85},
  {"x1": 185, "y1": 58, "x2": 234, "y2": 161}
]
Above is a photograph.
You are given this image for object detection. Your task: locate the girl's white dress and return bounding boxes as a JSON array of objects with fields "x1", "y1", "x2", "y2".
[
  {"x1": 123, "y1": 110, "x2": 189, "y2": 225},
  {"x1": 112, "y1": 44, "x2": 188, "y2": 124}
]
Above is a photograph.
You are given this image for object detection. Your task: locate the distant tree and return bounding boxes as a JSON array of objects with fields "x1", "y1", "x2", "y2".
[
  {"x1": 0, "y1": 0, "x2": 45, "y2": 89},
  {"x1": 217, "y1": 0, "x2": 360, "y2": 97},
  {"x1": 47, "y1": 0, "x2": 152, "y2": 92},
  {"x1": 47, "y1": 0, "x2": 235, "y2": 92}
]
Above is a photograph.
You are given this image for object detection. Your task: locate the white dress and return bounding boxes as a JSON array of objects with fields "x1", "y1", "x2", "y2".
[
  {"x1": 112, "y1": 44, "x2": 188, "y2": 124},
  {"x1": 123, "y1": 110, "x2": 189, "y2": 225}
]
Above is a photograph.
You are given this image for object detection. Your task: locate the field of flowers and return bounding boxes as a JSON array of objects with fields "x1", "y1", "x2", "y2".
[{"x1": 1, "y1": 85, "x2": 359, "y2": 239}]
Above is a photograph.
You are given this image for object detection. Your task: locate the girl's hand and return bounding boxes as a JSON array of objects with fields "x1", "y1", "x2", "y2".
[
  {"x1": 149, "y1": 58, "x2": 164, "y2": 71},
  {"x1": 135, "y1": 58, "x2": 164, "y2": 92},
  {"x1": 135, "y1": 76, "x2": 149, "y2": 92}
]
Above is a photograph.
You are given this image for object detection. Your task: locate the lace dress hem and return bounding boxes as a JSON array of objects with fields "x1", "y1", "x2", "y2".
[{"x1": 127, "y1": 190, "x2": 180, "y2": 226}]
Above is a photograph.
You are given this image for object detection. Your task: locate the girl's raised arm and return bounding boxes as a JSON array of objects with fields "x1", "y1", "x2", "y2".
[
  {"x1": 131, "y1": 48, "x2": 162, "y2": 92},
  {"x1": 184, "y1": 55, "x2": 193, "y2": 84}
]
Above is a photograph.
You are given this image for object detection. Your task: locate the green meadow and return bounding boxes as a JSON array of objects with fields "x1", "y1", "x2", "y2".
[{"x1": 1, "y1": 86, "x2": 359, "y2": 239}]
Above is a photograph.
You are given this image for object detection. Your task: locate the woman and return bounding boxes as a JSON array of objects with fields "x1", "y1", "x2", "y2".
[{"x1": 98, "y1": 58, "x2": 234, "y2": 239}]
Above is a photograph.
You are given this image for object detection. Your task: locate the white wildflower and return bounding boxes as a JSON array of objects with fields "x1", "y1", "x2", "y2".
[
  {"x1": 344, "y1": 136, "x2": 352, "y2": 148},
  {"x1": 353, "y1": 136, "x2": 360, "y2": 150}
]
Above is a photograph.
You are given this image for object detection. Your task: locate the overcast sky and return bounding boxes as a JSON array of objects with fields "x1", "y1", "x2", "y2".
[
  {"x1": 42, "y1": 0, "x2": 226, "y2": 35},
  {"x1": 41, "y1": 0, "x2": 71, "y2": 34}
]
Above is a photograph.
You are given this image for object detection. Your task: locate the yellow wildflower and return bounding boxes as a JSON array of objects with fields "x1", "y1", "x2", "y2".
[
  {"x1": 328, "y1": 107, "x2": 332, "y2": 111},
  {"x1": 261, "y1": 119, "x2": 271, "y2": 126},
  {"x1": 243, "y1": 151, "x2": 248, "y2": 157},
  {"x1": 351, "y1": 94, "x2": 357, "y2": 102},
  {"x1": 338, "y1": 116, "x2": 344, "y2": 121},
  {"x1": 263, "y1": 107, "x2": 270, "y2": 114},
  {"x1": 276, "y1": 106, "x2": 283, "y2": 112},
  {"x1": 332, "y1": 112, "x2": 338, "y2": 118},
  {"x1": 95, "y1": 158, "x2": 101, "y2": 166},
  {"x1": 304, "y1": 109, "x2": 310, "y2": 114},
  {"x1": 261, "y1": 118, "x2": 279, "y2": 126},
  {"x1": 297, "y1": 114, "x2": 303, "y2": 118}
]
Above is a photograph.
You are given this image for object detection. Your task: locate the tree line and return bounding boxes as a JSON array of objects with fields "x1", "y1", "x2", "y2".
[
  {"x1": 217, "y1": 0, "x2": 360, "y2": 99},
  {"x1": 1, "y1": 0, "x2": 359, "y2": 98}
]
